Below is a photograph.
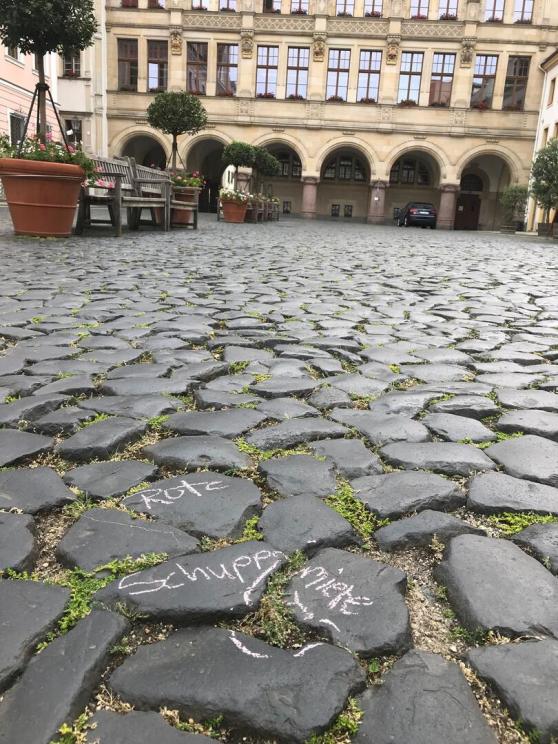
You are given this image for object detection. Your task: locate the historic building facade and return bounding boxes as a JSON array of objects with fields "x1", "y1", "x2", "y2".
[{"x1": 99, "y1": 0, "x2": 557, "y2": 226}]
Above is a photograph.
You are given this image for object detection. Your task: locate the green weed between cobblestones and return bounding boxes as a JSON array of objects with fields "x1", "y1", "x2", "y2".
[
  {"x1": 147, "y1": 414, "x2": 169, "y2": 430},
  {"x1": 235, "y1": 437, "x2": 313, "y2": 464},
  {"x1": 79, "y1": 413, "x2": 111, "y2": 428},
  {"x1": 6, "y1": 554, "x2": 167, "y2": 650},
  {"x1": 3, "y1": 394, "x2": 19, "y2": 404},
  {"x1": 237, "y1": 514, "x2": 264, "y2": 542},
  {"x1": 325, "y1": 481, "x2": 389, "y2": 542},
  {"x1": 229, "y1": 360, "x2": 250, "y2": 374},
  {"x1": 50, "y1": 711, "x2": 91, "y2": 744},
  {"x1": 161, "y1": 709, "x2": 227, "y2": 740},
  {"x1": 305, "y1": 698, "x2": 364, "y2": 743},
  {"x1": 488, "y1": 512, "x2": 558, "y2": 535}
]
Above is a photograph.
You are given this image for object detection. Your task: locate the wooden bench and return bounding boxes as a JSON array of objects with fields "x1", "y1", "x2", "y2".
[{"x1": 75, "y1": 156, "x2": 198, "y2": 236}]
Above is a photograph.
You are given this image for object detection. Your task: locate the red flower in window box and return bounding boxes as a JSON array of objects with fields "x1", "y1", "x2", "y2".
[
  {"x1": 64, "y1": 70, "x2": 78, "y2": 78},
  {"x1": 290, "y1": 8, "x2": 308, "y2": 13},
  {"x1": 287, "y1": 93, "x2": 305, "y2": 100},
  {"x1": 364, "y1": 10, "x2": 381, "y2": 16},
  {"x1": 218, "y1": 91, "x2": 235, "y2": 97},
  {"x1": 337, "y1": 11, "x2": 353, "y2": 16},
  {"x1": 359, "y1": 97, "x2": 376, "y2": 104},
  {"x1": 439, "y1": 12, "x2": 457, "y2": 19},
  {"x1": 257, "y1": 92, "x2": 276, "y2": 98},
  {"x1": 485, "y1": 15, "x2": 502, "y2": 22},
  {"x1": 411, "y1": 13, "x2": 428, "y2": 18},
  {"x1": 398, "y1": 99, "x2": 418, "y2": 107},
  {"x1": 327, "y1": 95, "x2": 345, "y2": 102},
  {"x1": 472, "y1": 100, "x2": 490, "y2": 110},
  {"x1": 191, "y1": 4, "x2": 208, "y2": 9},
  {"x1": 220, "y1": 6, "x2": 236, "y2": 10}
]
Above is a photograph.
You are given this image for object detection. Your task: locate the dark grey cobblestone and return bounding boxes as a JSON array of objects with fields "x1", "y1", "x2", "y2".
[{"x1": 1, "y1": 215, "x2": 558, "y2": 742}]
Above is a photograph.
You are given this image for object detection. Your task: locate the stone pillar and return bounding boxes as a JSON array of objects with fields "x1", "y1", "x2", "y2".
[
  {"x1": 301, "y1": 177, "x2": 319, "y2": 219},
  {"x1": 438, "y1": 183, "x2": 459, "y2": 229},
  {"x1": 367, "y1": 180, "x2": 387, "y2": 224}
]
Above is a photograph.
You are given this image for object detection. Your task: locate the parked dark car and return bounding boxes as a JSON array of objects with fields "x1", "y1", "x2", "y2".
[{"x1": 397, "y1": 202, "x2": 437, "y2": 228}]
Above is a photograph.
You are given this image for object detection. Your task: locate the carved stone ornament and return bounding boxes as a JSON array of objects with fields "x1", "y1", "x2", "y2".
[
  {"x1": 461, "y1": 37, "x2": 476, "y2": 67},
  {"x1": 170, "y1": 30, "x2": 183, "y2": 55},
  {"x1": 386, "y1": 35, "x2": 400, "y2": 65},
  {"x1": 240, "y1": 29, "x2": 254, "y2": 59},
  {"x1": 312, "y1": 33, "x2": 327, "y2": 63}
]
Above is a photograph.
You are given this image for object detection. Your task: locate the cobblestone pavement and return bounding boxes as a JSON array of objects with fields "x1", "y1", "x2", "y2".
[{"x1": 0, "y1": 213, "x2": 557, "y2": 744}]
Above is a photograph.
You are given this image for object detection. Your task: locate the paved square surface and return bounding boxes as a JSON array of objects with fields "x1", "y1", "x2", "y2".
[{"x1": 0, "y1": 212, "x2": 557, "y2": 743}]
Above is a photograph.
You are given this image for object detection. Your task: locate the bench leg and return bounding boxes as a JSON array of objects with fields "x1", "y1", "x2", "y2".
[
  {"x1": 75, "y1": 190, "x2": 86, "y2": 235},
  {"x1": 113, "y1": 198, "x2": 122, "y2": 238}
]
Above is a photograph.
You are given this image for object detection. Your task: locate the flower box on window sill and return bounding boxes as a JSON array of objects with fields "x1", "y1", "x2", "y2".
[
  {"x1": 220, "y1": 6, "x2": 236, "y2": 10},
  {"x1": 503, "y1": 103, "x2": 523, "y2": 111},
  {"x1": 290, "y1": 9, "x2": 308, "y2": 14},
  {"x1": 514, "y1": 17, "x2": 532, "y2": 23},
  {"x1": 287, "y1": 93, "x2": 305, "y2": 100},
  {"x1": 429, "y1": 101, "x2": 448, "y2": 108},
  {"x1": 439, "y1": 12, "x2": 457, "y2": 20},
  {"x1": 471, "y1": 101, "x2": 490, "y2": 110},
  {"x1": 63, "y1": 72, "x2": 80, "y2": 78},
  {"x1": 257, "y1": 92, "x2": 276, "y2": 99},
  {"x1": 189, "y1": 90, "x2": 206, "y2": 96},
  {"x1": 191, "y1": 5, "x2": 208, "y2": 10},
  {"x1": 327, "y1": 95, "x2": 345, "y2": 102},
  {"x1": 398, "y1": 99, "x2": 418, "y2": 107},
  {"x1": 217, "y1": 91, "x2": 235, "y2": 97},
  {"x1": 411, "y1": 13, "x2": 428, "y2": 19},
  {"x1": 485, "y1": 15, "x2": 502, "y2": 22},
  {"x1": 359, "y1": 97, "x2": 376, "y2": 104},
  {"x1": 337, "y1": 11, "x2": 353, "y2": 16},
  {"x1": 364, "y1": 10, "x2": 381, "y2": 16}
]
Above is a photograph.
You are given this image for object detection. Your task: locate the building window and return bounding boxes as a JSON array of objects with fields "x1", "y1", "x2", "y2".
[
  {"x1": 364, "y1": 0, "x2": 382, "y2": 17},
  {"x1": 148, "y1": 0, "x2": 166, "y2": 7},
  {"x1": 484, "y1": 0, "x2": 504, "y2": 21},
  {"x1": 286, "y1": 47, "x2": 309, "y2": 99},
  {"x1": 65, "y1": 119, "x2": 83, "y2": 145},
  {"x1": 331, "y1": 204, "x2": 340, "y2": 217},
  {"x1": 323, "y1": 154, "x2": 365, "y2": 181},
  {"x1": 336, "y1": 0, "x2": 354, "y2": 16},
  {"x1": 291, "y1": 0, "x2": 308, "y2": 12},
  {"x1": 147, "y1": 40, "x2": 168, "y2": 92},
  {"x1": 256, "y1": 46, "x2": 279, "y2": 98},
  {"x1": 264, "y1": 0, "x2": 282, "y2": 12},
  {"x1": 503, "y1": 56, "x2": 529, "y2": 110},
  {"x1": 6, "y1": 45, "x2": 19, "y2": 60},
  {"x1": 121, "y1": 0, "x2": 138, "y2": 5},
  {"x1": 344, "y1": 204, "x2": 353, "y2": 218},
  {"x1": 410, "y1": 0, "x2": 429, "y2": 18},
  {"x1": 429, "y1": 52, "x2": 455, "y2": 106},
  {"x1": 9, "y1": 113, "x2": 25, "y2": 145},
  {"x1": 471, "y1": 54, "x2": 498, "y2": 109},
  {"x1": 398, "y1": 52, "x2": 423, "y2": 104},
  {"x1": 217, "y1": 44, "x2": 238, "y2": 96},
  {"x1": 548, "y1": 78, "x2": 556, "y2": 107},
  {"x1": 326, "y1": 49, "x2": 350, "y2": 101},
  {"x1": 220, "y1": 0, "x2": 236, "y2": 9},
  {"x1": 187, "y1": 42, "x2": 207, "y2": 95},
  {"x1": 439, "y1": 0, "x2": 458, "y2": 19},
  {"x1": 357, "y1": 50, "x2": 381, "y2": 103},
  {"x1": 283, "y1": 200, "x2": 292, "y2": 213},
  {"x1": 63, "y1": 52, "x2": 80, "y2": 78},
  {"x1": 390, "y1": 157, "x2": 430, "y2": 185},
  {"x1": 513, "y1": 0, "x2": 532, "y2": 22},
  {"x1": 276, "y1": 150, "x2": 302, "y2": 177},
  {"x1": 118, "y1": 39, "x2": 138, "y2": 91}
]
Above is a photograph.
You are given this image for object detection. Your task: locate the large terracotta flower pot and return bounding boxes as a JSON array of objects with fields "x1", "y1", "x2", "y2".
[
  {"x1": 0, "y1": 158, "x2": 84, "y2": 237},
  {"x1": 222, "y1": 200, "x2": 247, "y2": 223},
  {"x1": 172, "y1": 186, "x2": 201, "y2": 225}
]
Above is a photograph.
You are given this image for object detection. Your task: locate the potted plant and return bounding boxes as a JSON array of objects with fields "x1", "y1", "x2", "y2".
[
  {"x1": 147, "y1": 91, "x2": 208, "y2": 171},
  {"x1": 398, "y1": 99, "x2": 418, "y2": 107},
  {"x1": 530, "y1": 139, "x2": 558, "y2": 237},
  {"x1": 287, "y1": 93, "x2": 305, "y2": 100},
  {"x1": 327, "y1": 95, "x2": 345, "y2": 102},
  {"x1": 0, "y1": 0, "x2": 97, "y2": 237},
  {"x1": 439, "y1": 12, "x2": 457, "y2": 19},
  {"x1": 220, "y1": 188, "x2": 249, "y2": 223},
  {"x1": 222, "y1": 141, "x2": 256, "y2": 192},
  {"x1": 365, "y1": 9, "x2": 381, "y2": 16},
  {"x1": 499, "y1": 185, "x2": 528, "y2": 233},
  {"x1": 359, "y1": 97, "x2": 376, "y2": 104},
  {"x1": 171, "y1": 171, "x2": 204, "y2": 225}
]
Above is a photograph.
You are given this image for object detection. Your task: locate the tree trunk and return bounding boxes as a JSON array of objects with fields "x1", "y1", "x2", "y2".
[
  {"x1": 36, "y1": 55, "x2": 48, "y2": 143},
  {"x1": 171, "y1": 134, "x2": 177, "y2": 171}
]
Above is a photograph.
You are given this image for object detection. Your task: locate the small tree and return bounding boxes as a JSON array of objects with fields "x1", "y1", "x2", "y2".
[
  {"x1": 253, "y1": 147, "x2": 281, "y2": 191},
  {"x1": 530, "y1": 139, "x2": 558, "y2": 224},
  {"x1": 222, "y1": 141, "x2": 256, "y2": 189},
  {"x1": 499, "y1": 185, "x2": 528, "y2": 225},
  {"x1": 147, "y1": 92, "x2": 208, "y2": 171},
  {"x1": 0, "y1": 0, "x2": 97, "y2": 143}
]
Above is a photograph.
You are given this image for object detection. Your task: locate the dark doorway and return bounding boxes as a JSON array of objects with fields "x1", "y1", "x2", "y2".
[
  {"x1": 187, "y1": 138, "x2": 225, "y2": 213},
  {"x1": 122, "y1": 135, "x2": 166, "y2": 168},
  {"x1": 455, "y1": 194, "x2": 481, "y2": 230}
]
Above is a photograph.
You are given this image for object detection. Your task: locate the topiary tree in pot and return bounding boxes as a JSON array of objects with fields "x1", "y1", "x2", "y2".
[
  {"x1": 0, "y1": 0, "x2": 97, "y2": 237},
  {"x1": 499, "y1": 185, "x2": 528, "y2": 232},
  {"x1": 530, "y1": 139, "x2": 558, "y2": 236},
  {"x1": 222, "y1": 141, "x2": 256, "y2": 190},
  {"x1": 147, "y1": 91, "x2": 208, "y2": 172},
  {"x1": 253, "y1": 147, "x2": 281, "y2": 192}
]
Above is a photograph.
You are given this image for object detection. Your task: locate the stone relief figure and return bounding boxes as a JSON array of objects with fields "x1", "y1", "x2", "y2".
[
  {"x1": 170, "y1": 30, "x2": 183, "y2": 55},
  {"x1": 312, "y1": 33, "x2": 327, "y2": 62},
  {"x1": 386, "y1": 35, "x2": 400, "y2": 65},
  {"x1": 241, "y1": 30, "x2": 254, "y2": 59},
  {"x1": 461, "y1": 38, "x2": 476, "y2": 67}
]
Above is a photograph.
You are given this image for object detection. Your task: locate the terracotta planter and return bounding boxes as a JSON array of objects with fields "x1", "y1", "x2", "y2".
[
  {"x1": 172, "y1": 186, "x2": 200, "y2": 225},
  {"x1": 0, "y1": 158, "x2": 84, "y2": 237},
  {"x1": 222, "y1": 200, "x2": 247, "y2": 223}
]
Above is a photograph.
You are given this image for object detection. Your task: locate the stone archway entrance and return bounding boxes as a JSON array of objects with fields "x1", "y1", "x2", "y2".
[
  {"x1": 122, "y1": 135, "x2": 166, "y2": 169},
  {"x1": 317, "y1": 148, "x2": 371, "y2": 220},
  {"x1": 186, "y1": 138, "x2": 225, "y2": 213},
  {"x1": 386, "y1": 151, "x2": 441, "y2": 225},
  {"x1": 456, "y1": 155, "x2": 511, "y2": 230},
  {"x1": 262, "y1": 144, "x2": 303, "y2": 216}
]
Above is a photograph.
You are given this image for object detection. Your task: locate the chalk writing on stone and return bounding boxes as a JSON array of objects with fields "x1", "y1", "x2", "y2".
[
  {"x1": 286, "y1": 564, "x2": 374, "y2": 621},
  {"x1": 122, "y1": 478, "x2": 228, "y2": 511}
]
